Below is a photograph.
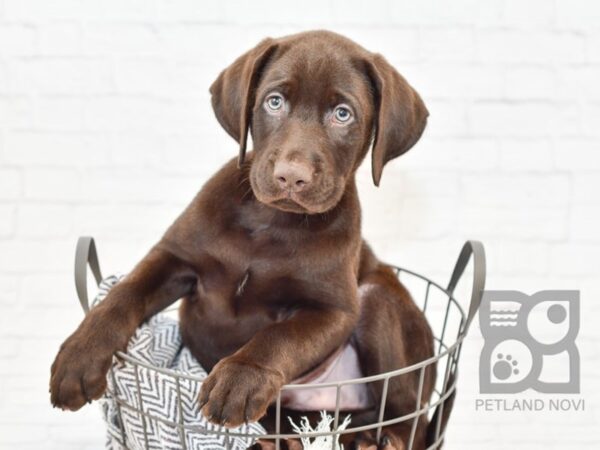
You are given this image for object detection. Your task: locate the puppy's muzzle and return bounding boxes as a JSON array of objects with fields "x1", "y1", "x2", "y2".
[{"x1": 273, "y1": 160, "x2": 314, "y2": 193}]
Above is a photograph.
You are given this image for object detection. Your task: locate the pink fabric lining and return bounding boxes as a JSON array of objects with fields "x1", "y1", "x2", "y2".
[{"x1": 281, "y1": 341, "x2": 372, "y2": 411}]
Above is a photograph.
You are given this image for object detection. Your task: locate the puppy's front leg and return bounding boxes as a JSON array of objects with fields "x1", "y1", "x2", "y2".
[
  {"x1": 50, "y1": 245, "x2": 196, "y2": 411},
  {"x1": 199, "y1": 303, "x2": 359, "y2": 427}
]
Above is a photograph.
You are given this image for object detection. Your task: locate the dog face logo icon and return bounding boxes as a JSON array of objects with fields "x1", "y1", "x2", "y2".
[{"x1": 479, "y1": 290, "x2": 580, "y2": 394}]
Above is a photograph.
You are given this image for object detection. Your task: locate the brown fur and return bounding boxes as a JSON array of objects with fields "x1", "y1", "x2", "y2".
[{"x1": 50, "y1": 30, "x2": 435, "y2": 450}]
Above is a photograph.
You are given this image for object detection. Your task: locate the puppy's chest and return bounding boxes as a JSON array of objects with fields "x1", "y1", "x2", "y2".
[
  {"x1": 226, "y1": 218, "x2": 300, "y2": 262},
  {"x1": 193, "y1": 263, "x2": 301, "y2": 322},
  {"x1": 193, "y1": 224, "x2": 304, "y2": 315}
]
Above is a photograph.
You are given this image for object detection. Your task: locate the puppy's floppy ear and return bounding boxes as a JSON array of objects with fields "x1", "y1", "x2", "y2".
[
  {"x1": 210, "y1": 38, "x2": 278, "y2": 166},
  {"x1": 365, "y1": 54, "x2": 429, "y2": 186}
]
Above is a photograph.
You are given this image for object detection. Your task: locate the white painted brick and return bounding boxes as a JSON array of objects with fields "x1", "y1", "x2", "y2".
[
  {"x1": 80, "y1": 0, "x2": 157, "y2": 21},
  {"x1": 554, "y1": 139, "x2": 600, "y2": 170},
  {"x1": 158, "y1": 25, "x2": 260, "y2": 61},
  {"x1": 0, "y1": 425, "x2": 49, "y2": 445},
  {"x1": 0, "y1": 96, "x2": 35, "y2": 128},
  {"x1": 19, "y1": 273, "x2": 77, "y2": 307},
  {"x1": 469, "y1": 102, "x2": 580, "y2": 138},
  {"x1": 333, "y1": 27, "x2": 419, "y2": 63},
  {"x1": 498, "y1": 139, "x2": 554, "y2": 171},
  {"x1": 0, "y1": 24, "x2": 37, "y2": 55},
  {"x1": 4, "y1": 132, "x2": 110, "y2": 166},
  {"x1": 420, "y1": 28, "x2": 475, "y2": 63},
  {"x1": 9, "y1": 58, "x2": 113, "y2": 94},
  {"x1": 486, "y1": 240, "x2": 551, "y2": 276},
  {"x1": 39, "y1": 22, "x2": 82, "y2": 55},
  {"x1": 73, "y1": 204, "x2": 179, "y2": 239},
  {"x1": 461, "y1": 174, "x2": 570, "y2": 207},
  {"x1": 581, "y1": 103, "x2": 600, "y2": 137},
  {"x1": 16, "y1": 203, "x2": 72, "y2": 238},
  {"x1": 416, "y1": 64, "x2": 503, "y2": 100},
  {"x1": 329, "y1": 0, "x2": 389, "y2": 25},
  {"x1": 556, "y1": 0, "x2": 600, "y2": 29},
  {"x1": 157, "y1": 0, "x2": 221, "y2": 22},
  {"x1": 477, "y1": 30, "x2": 586, "y2": 64},
  {"x1": 83, "y1": 96, "x2": 162, "y2": 131},
  {"x1": 0, "y1": 336, "x2": 19, "y2": 358},
  {"x1": 110, "y1": 133, "x2": 163, "y2": 167},
  {"x1": 550, "y1": 243, "x2": 600, "y2": 276},
  {"x1": 222, "y1": 0, "x2": 333, "y2": 25},
  {"x1": 170, "y1": 61, "x2": 218, "y2": 99},
  {"x1": 560, "y1": 67, "x2": 600, "y2": 102},
  {"x1": 162, "y1": 134, "x2": 225, "y2": 177},
  {"x1": 81, "y1": 167, "x2": 198, "y2": 203},
  {"x1": 24, "y1": 167, "x2": 81, "y2": 201},
  {"x1": 195, "y1": 100, "x2": 224, "y2": 136},
  {"x1": 505, "y1": 67, "x2": 558, "y2": 101},
  {"x1": 0, "y1": 204, "x2": 15, "y2": 237},
  {"x1": 572, "y1": 174, "x2": 600, "y2": 204},
  {"x1": 588, "y1": 32, "x2": 600, "y2": 63},
  {"x1": 5, "y1": 0, "x2": 155, "y2": 21},
  {"x1": 424, "y1": 100, "x2": 469, "y2": 136},
  {"x1": 0, "y1": 168, "x2": 22, "y2": 199},
  {"x1": 0, "y1": 275, "x2": 18, "y2": 306},
  {"x1": 3, "y1": 0, "x2": 84, "y2": 20},
  {"x1": 357, "y1": 167, "x2": 460, "y2": 200},
  {"x1": 0, "y1": 239, "x2": 73, "y2": 273},
  {"x1": 503, "y1": 0, "x2": 556, "y2": 27},
  {"x1": 2, "y1": 371, "x2": 61, "y2": 395},
  {"x1": 0, "y1": 61, "x2": 8, "y2": 94},
  {"x1": 35, "y1": 97, "x2": 84, "y2": 131},
  {"x1": 83, "y1": 24, "x2": 160, "y2": 55},
  {"x1": 570, "y1": 205, "x2": 600, "y2": 242},
  {"x1": 459, "y1": 205, "x2": 568, "y2": 240},
  {"x1": 395, "y1": 196, "x2": 459, "y2": 239},
  {"x1": 114, "y1": 58, "x2": 171, "y2": 95},
  {"x1": 401, "y1": 137, "x2": 499, "y2": 171},
  {"x1": 47, "y1": 421, "x2": 107, "y2": 448},
  {"x1": 162, "y1": 99, "x2": 215, "y2": 134},
  {"x1": 389, "y1": 0, "x2": 504, "y2": 27}
]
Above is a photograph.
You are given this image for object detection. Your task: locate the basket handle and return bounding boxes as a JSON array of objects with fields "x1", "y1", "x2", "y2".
[
  {"x1": 446, "y1": 240, "x2": 486, "y2": 333},
  {"x1": 74, "y1": 236, "x2": 103, "y2": 314}
]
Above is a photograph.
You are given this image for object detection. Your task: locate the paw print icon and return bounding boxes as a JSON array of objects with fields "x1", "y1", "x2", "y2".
[
  {"x1": 493, "y1": 353, "x2": 520, "y2": 380},
  {"x1": 479, "y1": 290, "x2": 580, "y2": 394}
]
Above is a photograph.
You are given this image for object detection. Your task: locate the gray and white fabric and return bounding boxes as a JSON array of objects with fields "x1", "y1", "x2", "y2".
[{"x1": 94, "y1": 274, "x2": 266, "y2": 450}]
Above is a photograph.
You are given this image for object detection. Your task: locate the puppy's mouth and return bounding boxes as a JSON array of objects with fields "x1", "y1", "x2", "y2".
[
  {"x1": 271, "y1": 197, "x2": 310, "y2": 213},
  {"x1": 268, "y1": 187, "x2": 327, "y2": 213},
  {"x1": 253, "y1": 188, "x2": 329, "y2": 214}
]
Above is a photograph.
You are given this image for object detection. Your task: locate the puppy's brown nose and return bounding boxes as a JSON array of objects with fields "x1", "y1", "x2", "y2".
[{"x1": 273, "y1": 160, "x2": 313, "y2": 192}]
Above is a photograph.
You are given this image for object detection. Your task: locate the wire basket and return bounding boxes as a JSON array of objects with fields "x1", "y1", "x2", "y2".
[{"x1": 74, "y1": 238, "x2": 485, "y2": 450}]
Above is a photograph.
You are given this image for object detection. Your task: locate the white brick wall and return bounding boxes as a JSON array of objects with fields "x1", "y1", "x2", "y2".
[{"x1": 1, "y1": 1, "x2": 599, "y2": 449}]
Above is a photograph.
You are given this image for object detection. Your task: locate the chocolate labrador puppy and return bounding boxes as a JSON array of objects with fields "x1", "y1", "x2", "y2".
[{"x1": 50, "y1": 30, "x2": 436, "y2": 450}]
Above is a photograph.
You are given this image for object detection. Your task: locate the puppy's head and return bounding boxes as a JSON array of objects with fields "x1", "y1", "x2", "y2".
[{"x1": 210, "y1": 31, "x2": 428, "y2": 214}]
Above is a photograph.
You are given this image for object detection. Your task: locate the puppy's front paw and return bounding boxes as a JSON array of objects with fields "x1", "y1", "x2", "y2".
[
  {"x1": 49, "y1": 334, "x2": 114, "y2": 411},
  {"x1": 199, "y1": 358, "x2": 284, "y2": 427}
]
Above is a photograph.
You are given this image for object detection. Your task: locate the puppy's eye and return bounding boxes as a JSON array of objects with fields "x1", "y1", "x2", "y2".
[
  {"x1": 333, "y1": 105, "x2": 353, "y2": 124},
  {"x1": 265, "y1": 94, "x2": 284, "y2": 112}
]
